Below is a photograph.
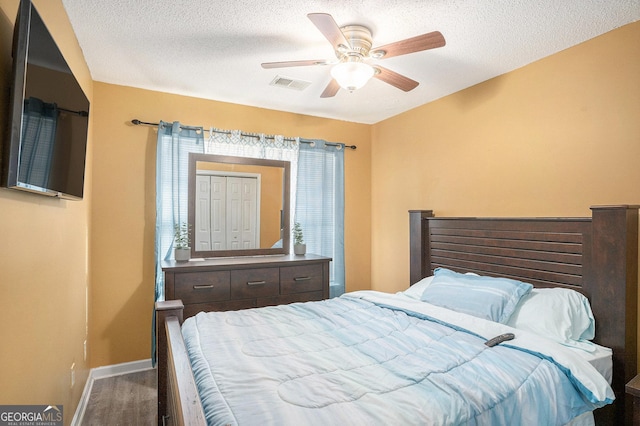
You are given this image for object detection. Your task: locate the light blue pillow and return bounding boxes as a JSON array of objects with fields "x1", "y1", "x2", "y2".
[{"x1": 420, "y1": 268, "x2": 533, "y2": 323}]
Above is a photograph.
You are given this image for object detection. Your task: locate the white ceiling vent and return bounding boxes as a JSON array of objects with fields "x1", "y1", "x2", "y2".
[{"x1": 270, "y1": 75, "x2": 311, "y2": 91}]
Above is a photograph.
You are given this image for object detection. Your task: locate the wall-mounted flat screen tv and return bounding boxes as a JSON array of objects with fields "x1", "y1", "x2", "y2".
[{"x1": 2, "y1": 0, "x2": 89, "y2": 200}]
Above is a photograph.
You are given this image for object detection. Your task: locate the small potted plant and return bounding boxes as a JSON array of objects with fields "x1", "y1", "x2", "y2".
[
  {"x1": 174, "y1": 222, "x2": 191, "y2": 262},
  {"x1": 293, "y1": 222, "x2": 306, "y2": 255}
]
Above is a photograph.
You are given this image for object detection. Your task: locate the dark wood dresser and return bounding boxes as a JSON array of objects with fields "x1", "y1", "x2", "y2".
[{"x1": 162, "y1": 254, "x2": 331, "y2": 318}]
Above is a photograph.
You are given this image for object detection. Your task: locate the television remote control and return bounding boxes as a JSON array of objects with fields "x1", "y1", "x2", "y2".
[{"x1": 484, "y1": 333, "x2": 515, "y2": 347}]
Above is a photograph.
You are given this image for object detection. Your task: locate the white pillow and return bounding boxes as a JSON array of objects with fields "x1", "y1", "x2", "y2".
[
  {"x1": 506, "y1": 287, "x2": 596, "y2": 351},
  {"x1": 401, "y1": 276, "x2": 434, "y2": 299}
]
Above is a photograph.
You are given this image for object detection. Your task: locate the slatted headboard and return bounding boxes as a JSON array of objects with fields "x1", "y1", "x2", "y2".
[{"x1": 409, "y1": 205, "x2": 638, "y2": 425}]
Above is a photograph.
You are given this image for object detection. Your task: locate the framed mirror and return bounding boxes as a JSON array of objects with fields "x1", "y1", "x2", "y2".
[{"x1": 188, "y1": 153, "x2": 290, "y2": 258}]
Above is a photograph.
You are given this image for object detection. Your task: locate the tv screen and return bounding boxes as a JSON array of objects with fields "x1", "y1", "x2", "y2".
[{"x1": 2, "y1": 0, "x2": 89, "y2": 200}]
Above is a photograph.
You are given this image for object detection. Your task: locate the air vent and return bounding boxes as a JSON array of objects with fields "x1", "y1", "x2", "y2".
[{"x1": 270, "y1": 75, "x2": 311, "y2": 91}]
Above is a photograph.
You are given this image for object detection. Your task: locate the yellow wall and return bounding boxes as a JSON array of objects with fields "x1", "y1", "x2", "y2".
[
  {"x1": 0, "y1": 0, "x2": 93, "y2": 422},
  {"x1": 371, "y1": 21, "x2": 640, "y2": 293},
  {"x1": 89, "y1": 83, "x2": 372, "y2": 367}
]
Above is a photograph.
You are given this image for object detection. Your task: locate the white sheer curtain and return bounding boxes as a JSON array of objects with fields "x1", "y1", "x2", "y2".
[
  {"x1": 295, "y1": 140, "x2": 345, "y2": 297},
  {"x1": 205, "y1": 128, "x2": 299, "y2": 249},
  {"x1": 153, "y1": 120, "x2": 204, "y2": 364},
  {"x1": 155, "y1": 121, "x2": 205, "y2": 301}
]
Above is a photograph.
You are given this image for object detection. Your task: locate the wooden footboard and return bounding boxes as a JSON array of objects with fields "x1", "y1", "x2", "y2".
[{"x1": 156, "y1": 300, "x2": 206, "y2": 425}]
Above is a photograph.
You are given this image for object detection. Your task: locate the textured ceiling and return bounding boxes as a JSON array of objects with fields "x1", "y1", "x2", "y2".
[{"x1": 61, "y1": 0, "x2": 639, "y2": 124}]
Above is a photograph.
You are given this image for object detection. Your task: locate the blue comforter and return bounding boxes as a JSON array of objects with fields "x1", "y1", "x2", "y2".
[{"x1": 181, "y1": 291, "x2": 613, "y2": 425}]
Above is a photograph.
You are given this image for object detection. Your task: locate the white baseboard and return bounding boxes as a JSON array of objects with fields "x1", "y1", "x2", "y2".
[
  {"x1": 71, "y1": 359, "x2": 154, "y2": 425},
  {"x1": 89, "y1": 358, "x2": 154, "y2": 380}
]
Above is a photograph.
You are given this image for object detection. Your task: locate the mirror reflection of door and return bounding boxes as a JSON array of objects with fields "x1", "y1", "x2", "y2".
[
  {"x1": 195, "y1": 171, "x2": 261, "y2": 250},
  {"x1": 190, "y1": 154, "x2": 290, "y2": 257}
]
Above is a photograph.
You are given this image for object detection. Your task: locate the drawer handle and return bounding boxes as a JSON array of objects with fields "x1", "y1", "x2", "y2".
[
  {"x1": 247, "y1": 280, "x2": 267, "y2": 286},
  {"x1": 294, "y1": 276, "x2": 311, "y2": 282},
  {"x1": 193, "y1": 284, "x2": 214, "y2": 290}
]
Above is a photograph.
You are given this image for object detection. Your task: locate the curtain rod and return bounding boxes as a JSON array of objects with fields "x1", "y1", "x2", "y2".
[{"x1": 130, "y1": 119, "x2": 357, "y2": 150}]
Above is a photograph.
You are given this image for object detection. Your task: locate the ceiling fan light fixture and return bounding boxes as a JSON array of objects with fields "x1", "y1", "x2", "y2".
[
  {"x1": 330, "y1": 61, "x2": 375, "y2": 92},
  {"x1": 262, "y1": 14, "x2": 446, "y2": 98}
]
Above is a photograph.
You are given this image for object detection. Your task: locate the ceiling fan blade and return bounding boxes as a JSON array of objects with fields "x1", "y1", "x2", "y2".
[
  {"x1": 373, "y1": 66, "x2": 419, "y2": 92},
  {"x1": 320, "y1": 79, "x2": 340, "y2": 98},
  {"x1": 261, "y1": 59, "x2": 329, "y2": 69},
  {"x1": 307, "y1": 13, "x2": 350, "y2": 50},
  {"x1": 371, "y1": 31, "x2": 445, "y2": 59}
]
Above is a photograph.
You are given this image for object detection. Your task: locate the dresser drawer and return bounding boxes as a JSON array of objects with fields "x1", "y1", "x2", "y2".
[
  {"x1": 230, "y1": 268, "x2": 279, "y2": 299},
  {"x1": 280, "y1": 264, "x2": 324, "y2": 295},
  {"x1": 174, "y1": 271, "x2": 230, "y2": 304}
]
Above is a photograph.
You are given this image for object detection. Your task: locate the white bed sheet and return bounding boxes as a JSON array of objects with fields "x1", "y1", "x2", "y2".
[{"x1": 573, "y1": 343, "x2": 613, "y2": 384}]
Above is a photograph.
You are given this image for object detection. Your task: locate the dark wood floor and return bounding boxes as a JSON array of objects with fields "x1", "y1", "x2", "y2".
[{"x1": 80, "y1": 369, "x2": 156, "y2": 425}]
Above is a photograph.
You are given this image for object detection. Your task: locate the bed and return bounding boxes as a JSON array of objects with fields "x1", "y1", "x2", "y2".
[{"x1": 156, "y1": 205, "x2": 638, "y2": 425}]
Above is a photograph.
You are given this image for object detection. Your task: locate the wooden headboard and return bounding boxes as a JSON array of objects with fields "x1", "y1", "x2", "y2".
[{"x1": 409, "y1": 205, "x2": 638, "y2": 426}]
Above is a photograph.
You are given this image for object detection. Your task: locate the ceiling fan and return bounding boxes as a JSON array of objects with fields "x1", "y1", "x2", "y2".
[{"x1": 261, "y1": 13, "x2": 446, "y2": 98}]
